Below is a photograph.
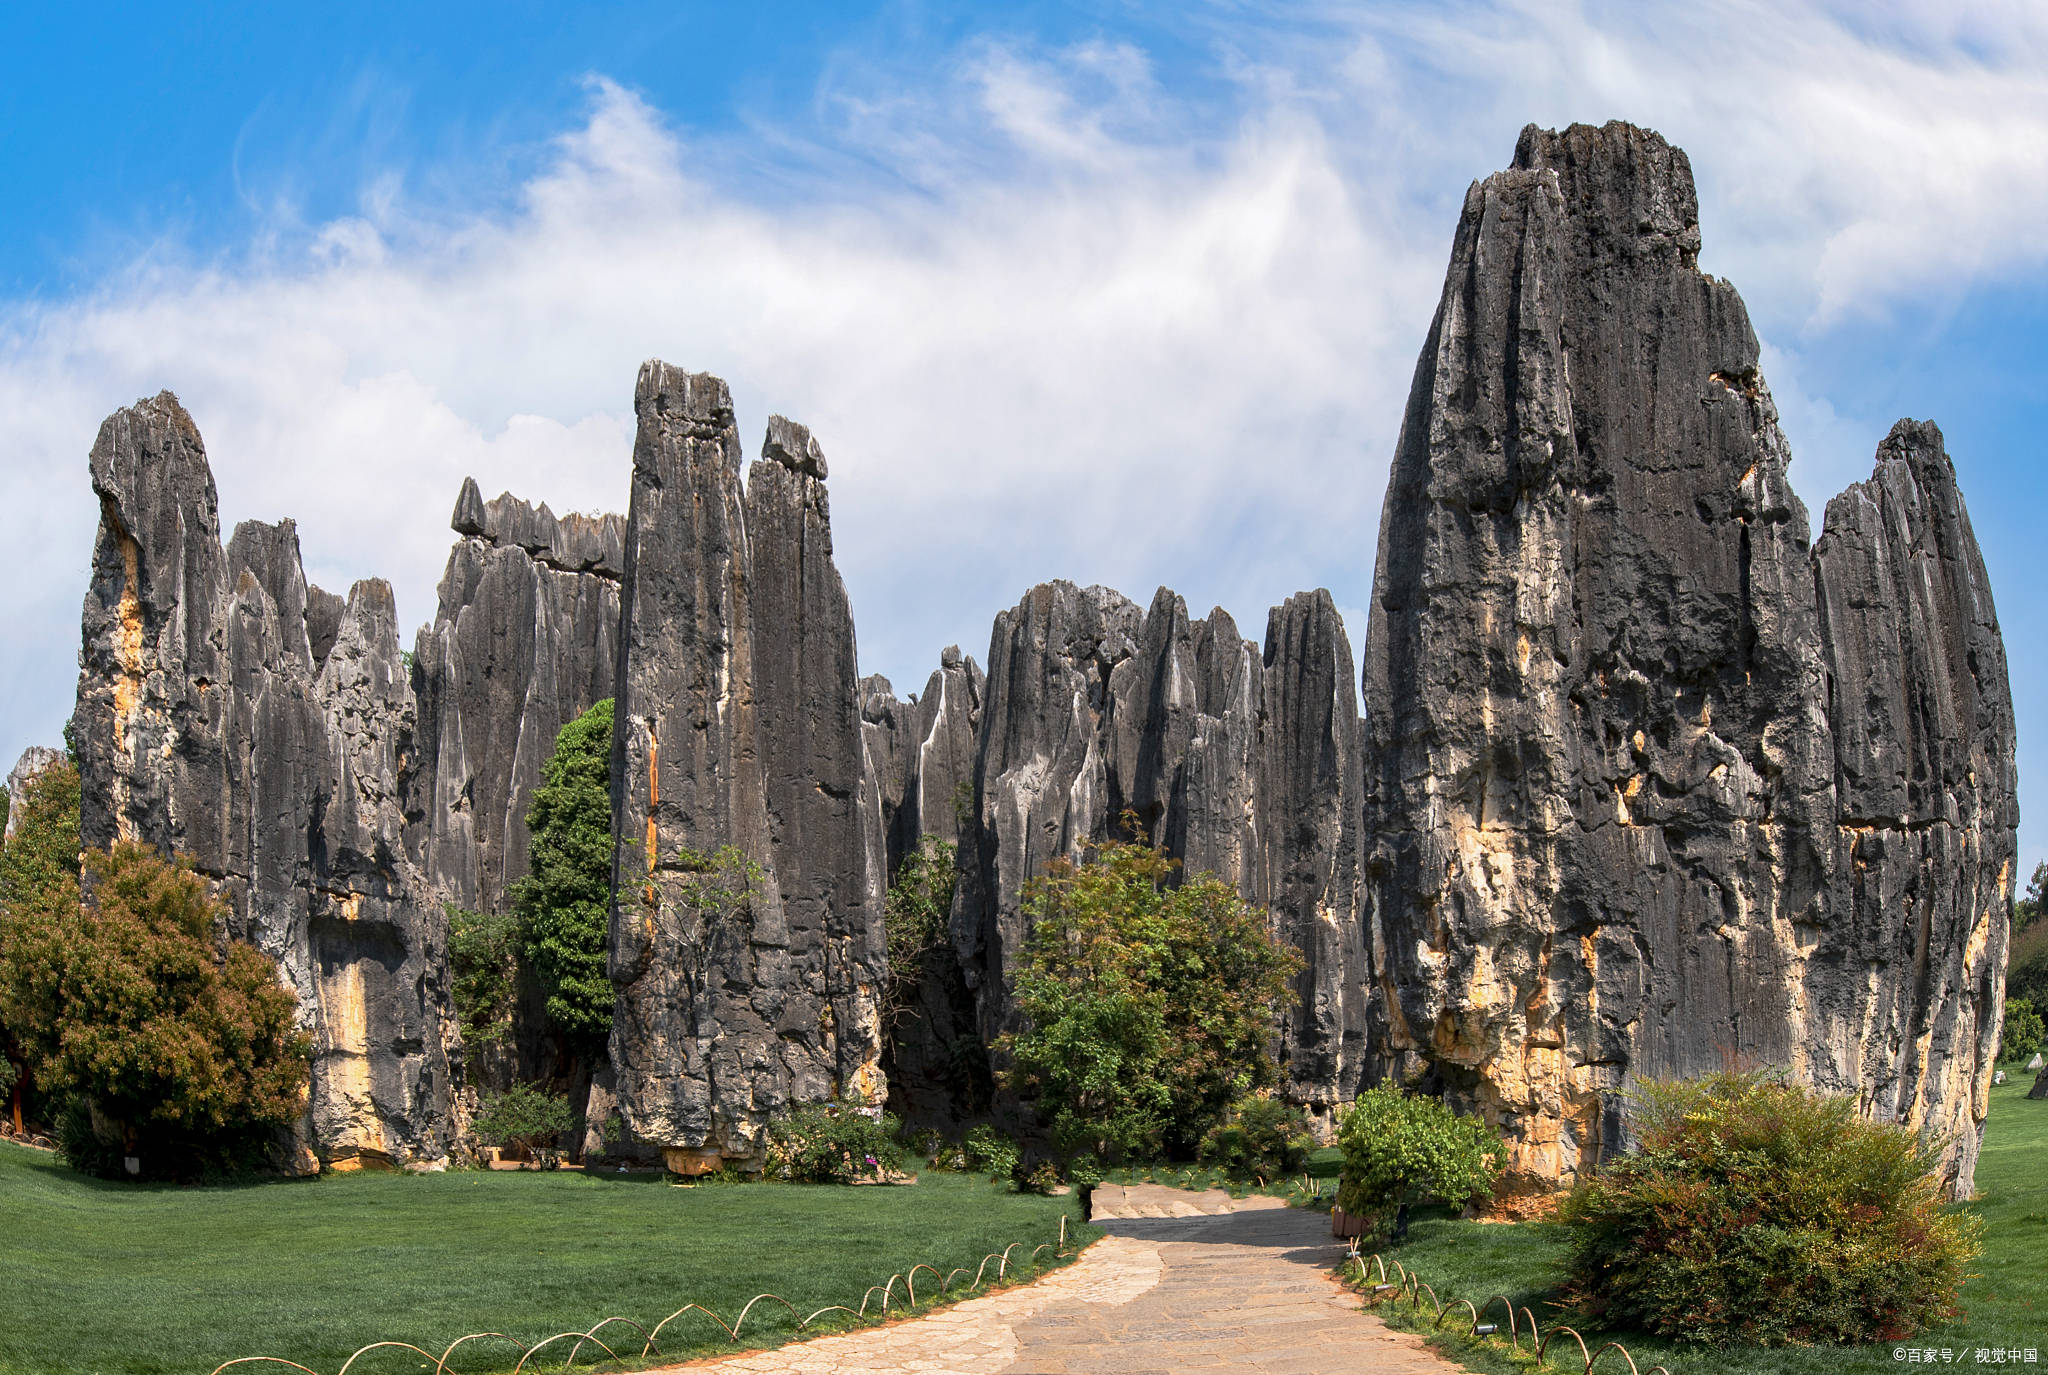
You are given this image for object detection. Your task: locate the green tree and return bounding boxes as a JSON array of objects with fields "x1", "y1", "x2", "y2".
[
  {"x1": 882, "y1": 835, "x2": 955, "y2": 1028},
  {"x1": 0, "y1": 841, "x2": 310, "y2": 1178},
  {"x1": 511, "y1": 698, "x2": 615, "y2": 1056},
  {"x1": 1000, "y1": 833, "x2": 1301, "y2": 1161},
  {"x1": 0, "y1": 758, "x2": 81, "y2": 1132},
  {"x1": 1335, "y1": 1086, "x2": 1505, "y2": 1239},
  {"x1": 473, "y1": 1081, "x2": 573, "y2": 1163},
  {"x1": 1999, "y1": 996, "x2": 2044, "y2": 1062},
  {"x1": 447, "y1": 904, "x2": 522, "y2": 1052}
]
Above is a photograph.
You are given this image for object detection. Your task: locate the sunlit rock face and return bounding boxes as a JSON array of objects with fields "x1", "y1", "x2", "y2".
[
  {"x1": 606, "y1": 365, "x2": 885, "y2": 1161},
  {"x1": 74, "y1": 393, "x2": 458, "y2": 1168},
  {"x1": 1360, "y1": 121, "x2": 2015, "y2": 1197},
  {"x1": 1811, "y1": 419, "x2": 2016, "y2": 1193},
  {"x1": 948, "y1": 580, "x2": 1373, "y2": 1119}
]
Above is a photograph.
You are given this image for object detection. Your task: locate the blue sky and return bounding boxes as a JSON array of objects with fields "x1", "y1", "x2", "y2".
[{"x1": 2, "y1": 1, "x2": 2043, "y2": 879}]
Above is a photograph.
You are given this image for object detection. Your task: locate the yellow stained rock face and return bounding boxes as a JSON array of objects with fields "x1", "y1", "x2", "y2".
[{"x1": 315, "y1": 957, "x2": 392, "y2": 1165}]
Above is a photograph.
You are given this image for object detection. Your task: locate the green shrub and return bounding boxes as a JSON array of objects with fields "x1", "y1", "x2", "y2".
[
  {"x1": 473, "y1": 1083, "x2": 573, "y2": 1163},
  {"x1": 766, "y1": 1103, "x2": 906, "y2": 1183},
  {"x1": 1557, "y1": 1071, "x2": 1980, "y2": 1346},
  {"x1": 1064, "y1": 1151, "x2": 1104, "y2": 1192},
  {"x1": 1015, "y1": 1158, "x2": 1063, "y2": 1195},
  {"x1": 1335, "y1": 1086, "x2": 1504, "y2": 1238},
  {"x1": 964, "y1": 1123, "x2": 1019, "y2": 1182},
  {"x1": 1198, "y1": 1094, "x2": 1315, "y2": 1178},
  {"x1": 2000, "y1": 997, "x2": 2044, "y2": 1062}
]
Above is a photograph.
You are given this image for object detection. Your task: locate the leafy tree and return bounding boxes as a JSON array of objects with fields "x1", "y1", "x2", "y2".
[
  {"x1": 0, "y1": 842, "x2": 310, "y2": 1178},
  {"x1": 447, "y1": 904, "x2": 521, "y2": 1052},
  {"x1": 0, "y1": 758, "x2": 80, "y2": 1133},
  {"x1": 511, "y1": 698, "x2": 615, "y2": 1056},
  {"x1": 1999, "y1": 996, "x2": 2044, "y2": 1062},
  {"x1": 1335, "y1": 1087, "x2": 1505, "y2": 1239},
  {"x1": 999, "y1": 833, "x2": 1301, "y2": 1160},
  {"x1": 473, "y1": 1081, "x2": 573, "y2": 1162},
  {"x1": 1199, "y1": 1094, "x2": 1316, "y2": 1178},
  {"x1": 882, "y1": 835, "x2": 955, "y2": 1028}
]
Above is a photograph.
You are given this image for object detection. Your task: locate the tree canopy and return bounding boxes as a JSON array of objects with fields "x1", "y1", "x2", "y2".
[
  {"x1": 0, "y1": 841, "x2": 309, "y2": 1177},
  {"x1": 1000, "y1": 832, "x2": 1300, "y2": 1161},
  {"x1": 511, "y1": 698, "x2": 615, "y2": 1056}
]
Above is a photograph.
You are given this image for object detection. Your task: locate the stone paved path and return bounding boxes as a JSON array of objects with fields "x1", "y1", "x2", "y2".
[{"x1": 658, "y1": 1192, "x2": 1467, "y2": 1375}]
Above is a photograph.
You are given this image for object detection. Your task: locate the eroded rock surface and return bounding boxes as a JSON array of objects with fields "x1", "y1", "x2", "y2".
[
  {"x1": 4, "y1": 746, "x2": 65, "y2": 841},
  {"x1": 1812, "y1": 419, "x2": 2015, "y2": 1187},
  {"x1": 607, "y1": 365, "x2": 885, "y2": 1163},
  {"x1": 410, "y1": 480, "x2": 623, "y2": 922},
  {"x1": 950, "y1": 581, "x2": 1372, "y2": 1114},
  {"x1": 73, "y1": 393, "x2": 457, "y2": 1168},
  {"x1": 1361, "y1": 121, "x2": 2014, "y2": 1195}
]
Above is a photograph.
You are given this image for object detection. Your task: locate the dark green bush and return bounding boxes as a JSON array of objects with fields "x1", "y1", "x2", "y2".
[
  {"x1": 1335, "y1": 1086, "x2": 1503, "y2": 1238},
  {"x1": 1064, "y1": 1151, "x2": 1104, "y2": 1191},
  {"x1": 765, "y1": 1103, "x2": 906, "y2": 1183},
  {"x1": 2000, "y1": 997, "x2": 2044, "y2": 1062},
  {"x1": 1198, "y1": 1094, "x2": 1315, "y2": 1178},
  {"x1": 964, "y1": 1123, "x2": 1020, "y2": 1181},
  {"x1": 1558, "y1": 1071, "x2": 1980, "y2": 1346}
]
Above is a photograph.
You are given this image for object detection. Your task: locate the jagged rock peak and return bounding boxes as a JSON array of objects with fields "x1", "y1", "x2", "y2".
[
  {"x1": 449, "y1": 475, "x2": 624, "y2": 578},
  {"x1": 1511, "y1": 121, "x2": 1701, "y2": 265},
  {"x1": 1361, "y1": 120, "x2": 2012, "y2": 1199},
  {"x1": 4, "y1": 746, "x2": 65, "y2": 842},
  {"x1": 73, "y1": 391, "x2": 456, "y2": 1170},
  {"x1": 762, "y1": 414, "x2": 828, "y2": 478}
]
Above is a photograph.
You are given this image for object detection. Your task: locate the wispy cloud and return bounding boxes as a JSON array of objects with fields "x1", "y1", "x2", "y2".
[{"x1": 2, "y1": 2, "x2": 2044, "y2": 870}]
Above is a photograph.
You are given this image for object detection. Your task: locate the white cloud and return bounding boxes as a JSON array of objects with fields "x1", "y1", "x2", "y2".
[{"x1": 2, "y1": 2, "x2": 2045, "y2": 875}]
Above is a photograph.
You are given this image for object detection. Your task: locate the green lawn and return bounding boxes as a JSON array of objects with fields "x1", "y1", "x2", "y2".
[
  {"x1": 1356, "y1": 1076, "x2": 2048, "y2": 1375},
  {"x1": 0, "y1": 1151, "x2": 1091, "y2": 1375}
]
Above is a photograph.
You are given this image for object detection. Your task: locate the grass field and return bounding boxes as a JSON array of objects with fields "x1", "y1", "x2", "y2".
[
  {"x1": 1358, "y1": 1076, "x2": 2048, "y2": 1375},
  {"x1": 0, "y1": 1149, "x2": 1091, "y2": 1375}
]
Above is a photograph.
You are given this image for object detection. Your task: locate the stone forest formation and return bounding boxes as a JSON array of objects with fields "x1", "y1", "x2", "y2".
[{"x1": 61, "y1": 122, "x2": 2018, "y2": 1195}]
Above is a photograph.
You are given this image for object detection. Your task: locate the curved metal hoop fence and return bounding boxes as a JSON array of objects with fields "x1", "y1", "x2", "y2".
[
  {"x1": 1352, "y1": 1249, "x2": 1675, "y2": 1375},
  {"x1": 206, "y1": 1212, "x2": 1076, "y2": 1375}
]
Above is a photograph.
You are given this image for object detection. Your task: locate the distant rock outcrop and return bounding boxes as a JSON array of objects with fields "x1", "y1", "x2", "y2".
[
  {"x1": 410, "y1": 482, "x2": 623, "y2": 926},
  {"x1": 1360, "y1": 122, "x2": 2014, "y2": 1196},
  {"x1": 606, "y1": 365, "x2": 885, "y2": 1168},
  {"x1": 4, "y1": 746, "x2": 65, "y2": 841},
  {"x1": 949, "y1": 580, "x2": 1372, "y2": 1118},
  {"x1": 73, "y1": 393, "x2": 457, "y2": 1169}
]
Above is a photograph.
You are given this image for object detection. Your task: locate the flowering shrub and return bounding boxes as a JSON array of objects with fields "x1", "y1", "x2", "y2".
[{"x1": 765, "y1": 1102, "x2": 906, "y2": 1183}]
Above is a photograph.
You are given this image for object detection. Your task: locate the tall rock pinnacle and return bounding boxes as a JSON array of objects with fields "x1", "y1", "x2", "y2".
[
  {"x1": 74, "y1": 393, "x2": 457, "y2": 1169},
  {"x1": 1362, "y1": 121, "x2": 2014, "y2": 1196},
  {"x1": 606, "y1": 364, "x2": 885, "y2": 1165}
]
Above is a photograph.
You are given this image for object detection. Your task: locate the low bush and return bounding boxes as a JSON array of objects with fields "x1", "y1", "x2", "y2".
[
  {"x1": 766, "y1": 1102, "x2": 906, "y2": 1183},
  {"x1": 1557, "y1": 1070, "x2": 1980, "y2": 1346},
  {"x1": 473, "y1": 1083, "x2": 573, "y2": 1164},
  {"x1": 1198, "y1": 1094, "x2": 1315, "y2": 1178},
  {"x1": 964, "y1": 1123, "x2": 1019, "y2": 1182},
  {"x1": 1335, "y1": 1087, "x2": 1503, "y2": 1239}
]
